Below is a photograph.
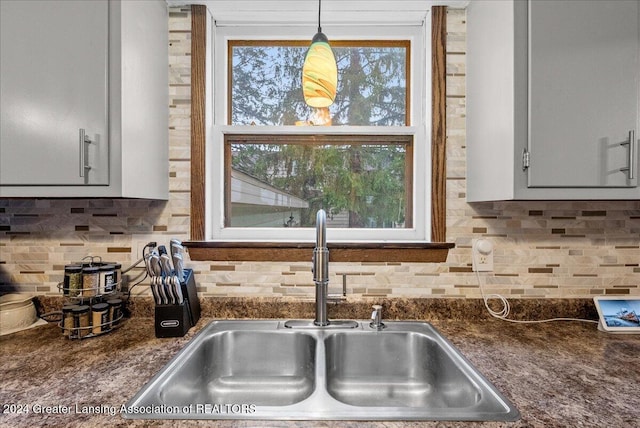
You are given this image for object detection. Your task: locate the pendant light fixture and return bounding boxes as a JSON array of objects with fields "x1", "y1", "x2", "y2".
[{"x1": 302, "y1": 0, "x2": 338, "y2": 108}]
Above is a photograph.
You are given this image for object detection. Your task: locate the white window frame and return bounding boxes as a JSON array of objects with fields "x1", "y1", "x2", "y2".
[{"x1": 208, "y1": 21, "x2": 431, "y2": 243}]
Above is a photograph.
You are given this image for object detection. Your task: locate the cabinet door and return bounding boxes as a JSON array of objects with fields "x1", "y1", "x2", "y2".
[
  {"x1": 527, "y1": 0, "x2": 638, "y2": 188},
  {"x1": 0, "y1": 0, "x2": 108, "y2": 186}
]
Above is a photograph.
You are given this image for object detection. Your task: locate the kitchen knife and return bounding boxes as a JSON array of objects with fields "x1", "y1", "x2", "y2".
[
  {"x1": 144, "y1": 252, "x2": 154, "y2": 277},
  {"x1": 147, "y1": 252, "x2": 161, "y2": 304},
  {"x1": 172, "y1": 275, "x2": 184, "y2": 304},
  {"x1": 170, "y1": 243, "x2": 179, "y2": 272},
  {"x1": 157, "y1": 245, "x2": 168, "y2": 257},
  {"x1": 156, "y1": 277, "x2": 166, "y2": 305},
  {"x1": 149, "y1": 254, "x2": 162, "y2": 277},
  {"x1": 149, "y1": 255, "x2": 167, "y2": 304},
  {"x1": 160, "y1": 254, "x2": 176, "y2": 304},
  {"x1": 163, "y1": 251, "x2": 184, "y2": 305},
  {"x1": 159, "y1": 253, "x2": 173, "y2": 275},
  {"x1": 172, "y1": 252, "x2": 185, "y2": 282},
  {"x1": 164, "y1": 277, "x2": 176, "y2": 305},
  {"x1": 157, "y1": 277, "x2": 169, "y2": 305},
  {"x1": 170, "y1": 240, "x2": 183, "y2": 255},
  {"x1": 170, "y1": 242, "x2": 185, "y2": 277},
  {"x1": 150, "y1": 277, "x2": 161, "y2": 305}
]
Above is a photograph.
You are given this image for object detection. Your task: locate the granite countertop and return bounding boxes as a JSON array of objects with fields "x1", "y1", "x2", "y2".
[{"x1": 1, "y1": 299, "x2": 639, "y2": 428}]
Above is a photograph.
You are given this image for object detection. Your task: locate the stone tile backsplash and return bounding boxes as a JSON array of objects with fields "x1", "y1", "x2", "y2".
[{"x1": 0, "y1": 9, "x2": 638, "y2": 299}]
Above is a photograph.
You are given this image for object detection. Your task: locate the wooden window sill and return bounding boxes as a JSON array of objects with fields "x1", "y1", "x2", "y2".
[{"x1": 183, "y1": 241, "x2": 454, "y2": 263}]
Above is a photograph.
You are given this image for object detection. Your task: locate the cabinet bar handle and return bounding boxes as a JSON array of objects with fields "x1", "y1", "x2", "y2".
[
  {"x1": 620, "y1": 130, "x2": 635, "y2": 180},
  {"x1": 630, "y1": 130, "x2": 636, "y2": 180},
  {"x1": 79, "y1": 129, "x2": 85, "y2": 177},
  {"x1": 79, "y1": 128, "x2": 92, "y2": 178}
]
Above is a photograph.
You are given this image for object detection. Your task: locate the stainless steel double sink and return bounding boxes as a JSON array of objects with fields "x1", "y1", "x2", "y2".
[{"x1": 123, "y1": 320, "x2": 519, "y2": 421}]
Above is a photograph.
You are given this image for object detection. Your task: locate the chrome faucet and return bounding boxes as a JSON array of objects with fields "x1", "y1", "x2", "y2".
[
  {"x1": 284, "y1": 209, "x2": 358, "y2": 329},
  {"x1": 313, "y1": 209, "x2": 330, "y2": 326}
]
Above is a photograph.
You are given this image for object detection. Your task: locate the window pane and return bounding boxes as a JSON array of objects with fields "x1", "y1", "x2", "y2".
[
  {"x1": 226, "y1": 135, "x2": 412, "y2": 228},
  {"x1": 230, "y1": 42, "x2": 408, "y2": 126}
]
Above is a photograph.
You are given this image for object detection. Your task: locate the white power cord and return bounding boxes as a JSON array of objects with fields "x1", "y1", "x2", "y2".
[{"x1": 472, "y1": 240, "x2": 598, "y2": 324}]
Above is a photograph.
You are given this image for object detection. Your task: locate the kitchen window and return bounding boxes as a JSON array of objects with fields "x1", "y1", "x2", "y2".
[
  {"x1": 225, "y1": 133, "x2": 414, "y2": 231},
  {"x1": 186, "y1": 5, "x2": 451, "y2": 261},
  {"x1": 211, "y1": 24, "x2": 428, "y2": 243}
]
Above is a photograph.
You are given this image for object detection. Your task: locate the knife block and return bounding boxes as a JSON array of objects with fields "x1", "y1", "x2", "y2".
[{"x1": 155, "y1": 268, "x2": 201, "y2": 338}]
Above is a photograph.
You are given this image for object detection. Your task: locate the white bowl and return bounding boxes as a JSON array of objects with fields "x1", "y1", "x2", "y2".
[{"x1": 0, "y1": 294, "x2": 38, "y2": 333}]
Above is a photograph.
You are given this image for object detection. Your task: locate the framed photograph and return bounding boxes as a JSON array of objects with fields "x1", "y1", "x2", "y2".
[{"x1": 593, "y1": 296, "x2": 640, "y2": 334}]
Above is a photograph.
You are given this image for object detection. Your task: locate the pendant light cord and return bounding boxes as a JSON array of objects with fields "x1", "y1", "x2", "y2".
[{"x1": 317, "y1": 0, "x2": 322, "y2": 33}]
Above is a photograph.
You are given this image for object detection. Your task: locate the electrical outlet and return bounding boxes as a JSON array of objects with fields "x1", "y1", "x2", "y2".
[
  {"x1": 472, "y1": 239, "x2": 494, "y2": 272},
  {"x1": 134, "y1": 234, "x2": 157, "y2": 258}
]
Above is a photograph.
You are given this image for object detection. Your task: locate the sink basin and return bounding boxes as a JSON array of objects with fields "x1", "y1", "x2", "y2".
[
  {"x1": 124, "y1": 320, "x2": 519, "y2": 421},
  {"x1": 325, "y1": 331, "x2": 481, "y2": 408},
  {"x1": 158, "y1": 330, "x2": 316, "y2": 406}
]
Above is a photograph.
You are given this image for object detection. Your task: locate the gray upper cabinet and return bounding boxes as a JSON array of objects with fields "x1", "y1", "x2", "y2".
[
  {"x1": 1, "y1": 0, "x2": 109, "y2": 186},
  {"x1": 467, "y1": 0, "x2": 639, "y2": 201},
  {"x1": 0, "y1": 0, "x2": 169, "y2": 199},
  {"x1": 528, "y1": 0, "x2": 638, "y2": 188}
]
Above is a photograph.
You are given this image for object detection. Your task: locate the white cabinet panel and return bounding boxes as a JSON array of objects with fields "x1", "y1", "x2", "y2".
[
  {"x1": 528, "y1": 0, "x2": 638, "y2": 188},
  {"x1": 0, "y1": 0, "x2": 109, "y2": 186}
]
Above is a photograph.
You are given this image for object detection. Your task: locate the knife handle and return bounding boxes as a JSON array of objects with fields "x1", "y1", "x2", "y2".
[
  {"x1": 150, "y1": 277, "x2": 161, "y2": 305},
  {"x1": 157, "y1": 277, "x2": 168, "y2": 304},
  {"x1": 173, "y1": 276, "x2": 184, "y2": 304},
  {"x1": 166, "y1": 276, "x2": 178, "y2": 304},
  {"x1": 160, "y1": 254, "x2": 173, "y2": 277},
  {"x1": 173, "y1": 253, "x2": 185, "y2": 281}
]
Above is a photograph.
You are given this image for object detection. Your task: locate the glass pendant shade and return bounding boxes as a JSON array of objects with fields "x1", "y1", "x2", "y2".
[{"x1": 302, "y1": 32, "x2": 338, "y2": 108}]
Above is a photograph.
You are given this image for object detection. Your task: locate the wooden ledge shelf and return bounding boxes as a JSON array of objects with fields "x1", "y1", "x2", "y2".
[{"x1": 183, "y1": 241, "x2": 454, "y2": 263}]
